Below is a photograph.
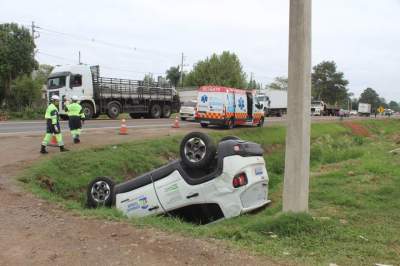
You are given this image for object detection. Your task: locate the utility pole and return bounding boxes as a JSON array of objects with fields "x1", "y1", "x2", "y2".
[
  {"x1": 31, "y1": 21, "x2": 35, "y2": 38},
  {"x1": 78, "y1": 51, "x2": 81, "y2": 65},
  {"x1": 180, "y1": 52, "x2": 184, "y2": 89},
  {"x1": 283, "y1": 0, "x2": 312, "y2": 213},
  {"x1": 31, "y1": 21, "x2": 40, "y2": 57}
]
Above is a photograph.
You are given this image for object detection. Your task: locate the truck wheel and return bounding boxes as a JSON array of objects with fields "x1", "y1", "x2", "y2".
[
  {"x1": 180, "y1": 132, "x2": 216, "y2": 169},
  {"x1": 107, "y1": 103, "x2": 120, "y2": 119},
  {"x1": 162, "y1": 105, "x2": 172, "y2": 118},
  {"x1": 129, "y1": 113, "x2": 142, "y2": 119},
  {"x1": 81, "y1": 102, "x2": 94, "y2": 119},
  {"x1": 180, "y1": 117, "x2": 187, "y2": 121},
  {"x1": 150, "y1": 104, "x2": 161, "y2": 118},
  {"x1": 200, "y1": 123, "x2": 208, "y2": 128},
  {"x1": 87, "y1": 176, "x2": 115, "y2": 208}
]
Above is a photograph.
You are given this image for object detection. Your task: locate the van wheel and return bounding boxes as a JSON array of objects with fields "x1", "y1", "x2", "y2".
[
  {"x1": 87, "y1": 177, "x2": 115, "y2": 208},
  {"x1": 162, "y1": 105, "x2": 172, "y2": 118},
  {"x1": 150, "y1": 104, "x2": 161, "y2": 118},
  {"x1": 258, "y1": 117, "x2": 264, "y2": 127},
  {"x1": 180, "y1": 132, "x2": 216, "y2": 169},
  {"x1": 225, "y1": 118, "x2": 234, "y2": 129},
  {"x1": 107, "y1": 103, "x2": 120, "y2": 119}
]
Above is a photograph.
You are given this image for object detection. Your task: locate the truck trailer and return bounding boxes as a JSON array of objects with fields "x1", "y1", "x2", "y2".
[
  {"x1": 46, "y1": 65, "x2": 180, "y2": 119},
  {"x1": 256, "y1": 90, "x2": 287, "y2": 117},
  {"x1": 358, "y1": 103, "x2": 371, "y2": 116}
]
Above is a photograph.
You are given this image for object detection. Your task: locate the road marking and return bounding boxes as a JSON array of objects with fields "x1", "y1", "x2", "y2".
[{"x1": 0, "y1": 123, "x2": 193, "y2": 136}]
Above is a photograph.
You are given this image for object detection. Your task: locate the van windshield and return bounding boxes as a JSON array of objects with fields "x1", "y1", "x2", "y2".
[{"x1": 48, "y1": 76, "x2": 66, "y2": 90}]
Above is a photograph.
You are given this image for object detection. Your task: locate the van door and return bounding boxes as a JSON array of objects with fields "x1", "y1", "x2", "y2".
[
  {"x1": 115, "y1": 183, "x2": 164, "y2": 218},
  {"x1": 234, "y1": 91, "x2": 247, "y2": 122},
  {"x1": 154, "y1": 171, "x2": 205, "y2": 212}
]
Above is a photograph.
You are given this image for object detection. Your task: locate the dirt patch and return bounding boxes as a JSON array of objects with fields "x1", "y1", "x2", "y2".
[{"x1": 343, "y1": 122, "x2": 370, "y2": 137}]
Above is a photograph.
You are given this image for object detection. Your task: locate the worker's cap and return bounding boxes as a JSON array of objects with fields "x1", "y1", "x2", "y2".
[
  {"x1": 71, "y1": 95, "x2": 79, "y2": 101},
  {"x1": 51, "y1": 95, "x2": 60, "y2": 101}
]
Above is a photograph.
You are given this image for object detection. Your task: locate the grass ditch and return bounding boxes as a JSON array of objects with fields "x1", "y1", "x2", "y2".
[{"x1": 19, "y1": 120, "x2": 400, "y2": 265}]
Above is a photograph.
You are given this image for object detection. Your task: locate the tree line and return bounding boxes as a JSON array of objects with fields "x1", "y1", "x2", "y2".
[{"x1": 1, "y1": 22, "x2": 398, "y2": 115}]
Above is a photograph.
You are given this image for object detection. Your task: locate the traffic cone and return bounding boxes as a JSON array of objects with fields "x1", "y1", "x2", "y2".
[
  {"x1": 49, "y1": 135, "x2": 58, "y2": 147},
  {"x1": 172, "y1": 115, "x2": 180, "y2": 128},
  {"x1": 119, "y1": 119, "x2": 128, "y2": 135}
]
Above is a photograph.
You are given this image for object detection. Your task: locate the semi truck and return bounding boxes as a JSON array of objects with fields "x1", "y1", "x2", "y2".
[
  {"x1": 310, "y1": 100, "x2": 340, "y2": 116},
  {"x1": 46, "y1": 65, "x2": 180, "y2": 119},
  {"x1": 358, "y1": 103, "x2": 371, "y2": 116},
  {"x1": 256, "y1": 90, "x2": 287, "y2": 117}
]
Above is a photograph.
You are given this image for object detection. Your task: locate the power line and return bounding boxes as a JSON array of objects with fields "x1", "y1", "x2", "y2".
[
  {"x1": 35, "y1": 25, "x2": 179, "y2": 59},
  {"x1": 37, "y1": 50, "x2": 164, "y2": 75}
]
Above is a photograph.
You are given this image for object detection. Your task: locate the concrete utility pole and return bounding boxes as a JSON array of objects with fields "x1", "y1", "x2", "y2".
[
  {"x1": 283, "y1": 0, "x2": 312, "y2": 212},
  {"x1": 180, "y1": 52, "x2": 185, "y2": 89}
]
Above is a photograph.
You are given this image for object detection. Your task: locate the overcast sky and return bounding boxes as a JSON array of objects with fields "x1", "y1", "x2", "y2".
[{"x1": 1, "y1": 0, "x2": 400, "y2": 101}]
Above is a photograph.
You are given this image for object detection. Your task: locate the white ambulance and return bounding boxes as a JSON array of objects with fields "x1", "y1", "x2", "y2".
[{"x1": 195, "y1": 86, "x2": 265, "y2": 129}]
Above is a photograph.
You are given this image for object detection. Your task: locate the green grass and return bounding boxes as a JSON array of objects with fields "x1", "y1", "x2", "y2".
[{"x1": 19, "y1": 120, "x2": 400, "y2": 265}]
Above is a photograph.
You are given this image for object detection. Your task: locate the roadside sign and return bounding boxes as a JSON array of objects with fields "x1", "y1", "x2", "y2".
[{"x1": 378, "y1": 106, "x2": 384, "y2": 113}]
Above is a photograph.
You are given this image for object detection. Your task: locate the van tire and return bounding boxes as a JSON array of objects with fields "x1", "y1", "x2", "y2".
[
  {"x1": 258, "y1": 117, "x2": 264, "y2": 127},
  {"x1": 180, "y1": 132, "x2": 216, "y2": 169},
  {"x1": 87, "y1": 176, "x2": 115, "y2": 208},
  {"x1": 225, "y1": 118, "x2": 234, "y2": 129}
]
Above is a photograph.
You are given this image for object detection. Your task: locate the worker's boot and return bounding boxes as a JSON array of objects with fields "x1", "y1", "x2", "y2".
[
  {"x1": 73, "y1": 137, "x2": 80, "y2": 144},
  {"x1": 40, "y1": 145, "x2": 48, "y2": 154},
  {"x1": 60, "y1": 146, "x2": 70, "y2": 152}
]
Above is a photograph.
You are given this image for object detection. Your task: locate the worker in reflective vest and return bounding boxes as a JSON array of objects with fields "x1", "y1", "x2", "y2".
[
  {"x1": 41, "y1": 95, "x2": 69, "y2": 154},
  {"x1": 65, "y1": 95, "x2": 85, "y2": 143}
]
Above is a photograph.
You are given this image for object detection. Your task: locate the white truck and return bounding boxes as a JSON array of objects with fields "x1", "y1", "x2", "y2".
[
  {"x1": 358, "y1": 103, "x2": 371, "y2": 117},
  {"x1": 256, "y1": 90, "x2": 287, "y2": 117},
  {"x1": 46, "y1": 65, "x2": 180, "y2": 119}
]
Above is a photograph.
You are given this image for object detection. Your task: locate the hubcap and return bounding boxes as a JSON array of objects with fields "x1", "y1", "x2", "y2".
[
  {"x1": 111, "y1": 106, "x2": 118, "y2": 115},
  {"x1": 184, "y1": 137, "x2": 207, "y2": 163},
  {"x1": 91, "y1": 181, "x2": 111, "y2": 203}
]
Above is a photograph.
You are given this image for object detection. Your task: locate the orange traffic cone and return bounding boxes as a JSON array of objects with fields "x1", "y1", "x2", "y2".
[
  {"x1": 49, "y1": 135, "x2": 58, "y2": 147},
  {"x1": 172, "y1": 115, "x2": 180, "y2": 128},
  {"x1": 119, "y1": 119, "x2": 128, "y2": 135}
]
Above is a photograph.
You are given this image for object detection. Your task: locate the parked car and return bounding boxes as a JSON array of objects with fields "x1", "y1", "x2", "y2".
[
  {"x1": 86, "y1": 132, "x2": 271, "y2": 224},
  {"x1": 349, "y1": 110, "x2": 358, "y2": 116},
  {"x1": 179, "y1": 100, "x2": 197, "y2": 121}
]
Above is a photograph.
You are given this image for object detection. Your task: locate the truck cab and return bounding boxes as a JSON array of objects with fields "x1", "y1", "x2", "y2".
[
  {"x1": 47, "y1": 65, "x2": 97, "y2": 119},
  {"x1": 311, "y1": 100, "x2": 326, "y2": 116}
]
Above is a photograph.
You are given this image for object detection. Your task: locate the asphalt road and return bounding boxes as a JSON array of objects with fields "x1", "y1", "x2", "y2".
[{"x1": 0, "y1": 115, "x2": 391, "y2": 135}]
